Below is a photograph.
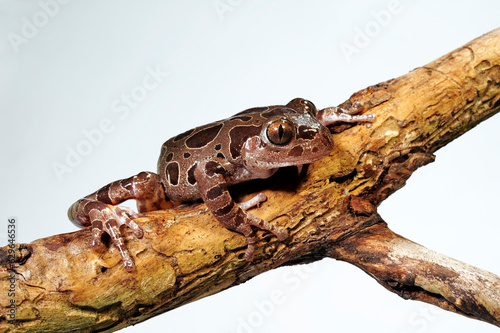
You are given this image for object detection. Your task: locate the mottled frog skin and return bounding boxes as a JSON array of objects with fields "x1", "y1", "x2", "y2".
[{"x1": 68, "y1": 98, "x2": 374, "y2": 271}]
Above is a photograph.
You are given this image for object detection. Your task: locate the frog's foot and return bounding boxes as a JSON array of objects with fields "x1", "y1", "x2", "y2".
[
  {"x1": 316, "y1": 105, "x2": 375, "y2": 126},
  {"x1": 71, "y1": 200, "x2": 143, "y2": 272},
  {"x1": 235, "y1": 194, "x2": 288, "y2": 261},
  {"x1": 238, "y1": 225, "x2": 256, "y2": 261},
  {"x1": 238, "y1": 215, "x2": 288, "y2": 261},
  {"x1": 239, "y1": 192, "x2": 288, "y2": 240},
  {"x1": 246, "y1": 213, "x2": 288, "y2": 241}
]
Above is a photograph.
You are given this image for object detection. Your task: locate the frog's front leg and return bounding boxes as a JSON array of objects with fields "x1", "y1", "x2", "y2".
[
  {"x1": 68, "y1": 171, "x2": 170, "y2": 271},
  {"x1": 316, "y1": 104, "x2": 376, "y2": 126},
  {"x1": 194, "y1": 160, "x2": 288, "y2": 261}
]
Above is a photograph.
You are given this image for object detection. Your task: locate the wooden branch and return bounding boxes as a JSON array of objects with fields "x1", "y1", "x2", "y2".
[
  {"x1": 329, "y1": 221, "x2": 500, "y2": 326},
  {"x1": 1, "y1": 28, "x2": 500, "y2": 332}
]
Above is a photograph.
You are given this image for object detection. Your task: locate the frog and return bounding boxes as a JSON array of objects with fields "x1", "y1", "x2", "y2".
[{"x1": 68, "y1": 98, "x2": 374, "y2": 271}]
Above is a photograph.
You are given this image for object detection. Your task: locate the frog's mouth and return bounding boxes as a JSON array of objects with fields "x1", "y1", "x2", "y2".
[
  {"x1": 260, "y1": 149, "x2": 331, "y2": 167},
  {"x1": 248, "y1": 142, "x2": 333, "y2": 169}
]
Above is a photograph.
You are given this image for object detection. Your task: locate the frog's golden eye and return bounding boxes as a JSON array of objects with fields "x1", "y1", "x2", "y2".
[{"x1": 266, "y1": 120, "x2": 294, "y2": 145}]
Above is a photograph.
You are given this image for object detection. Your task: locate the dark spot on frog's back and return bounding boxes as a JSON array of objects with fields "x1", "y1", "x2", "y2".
[
  {"x1": 262, "y1": 107, "x2": 293, "y2": 118},
  {"x1": 173, "y1": 128, "x2": 195, "y2": 142},
  {"x1": 159, "y1": 145, "x2": 167, "y2": 156},
  {"x1": 186, "y1": 123, "x2": 223, "y2": 148},
  {"x1": 232, "y1": 115, "x2": 252, "y2": 122},
  {"x1": 187, "y1": 164, "x2": 197, "y2": 185},
  {"x1": 204, "y1": 160, "x2": 226, "y2": 177},
  {"x1": 229, "y1": 125, "x2": 261, "y2": 159},
  {"x1": 166, "y1": 162, "x2": 180, "y2": 185},
  {"x1": 234, "y1": 106, "x2": 267, "y2": 116}
]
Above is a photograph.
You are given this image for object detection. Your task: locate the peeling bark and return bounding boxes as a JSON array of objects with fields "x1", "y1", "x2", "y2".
[
  {"x1": 329, "y1": 221, "x2": 500, "y2": 326},
  {"x1": 1, "y1": 28, "x2": 500, "y2": 332}
]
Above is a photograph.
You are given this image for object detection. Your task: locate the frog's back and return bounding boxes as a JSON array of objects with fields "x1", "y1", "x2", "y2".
[{"x1": 156, "y1": 108, "x2": 276, "y2": 203}]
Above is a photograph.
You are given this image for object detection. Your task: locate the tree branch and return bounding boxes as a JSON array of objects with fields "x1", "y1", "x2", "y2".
[
  {"x1": 1, "y1": 28, "x2": 500, "y2": 332},
  {"x1": 329, "y1": 220, "x2": 500, "y2": 326}
]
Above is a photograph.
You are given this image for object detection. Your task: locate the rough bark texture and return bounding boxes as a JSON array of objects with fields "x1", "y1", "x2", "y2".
[{"x1": 1, "y1": 28, "x2": 500, "y2": 332}]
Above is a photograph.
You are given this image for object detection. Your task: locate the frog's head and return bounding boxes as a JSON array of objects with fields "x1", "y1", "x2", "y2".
[{"x1": 241, "y1": 99, "x2": 334, "y2": 170}]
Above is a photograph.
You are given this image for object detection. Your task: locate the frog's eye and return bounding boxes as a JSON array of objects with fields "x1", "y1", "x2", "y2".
[
  {"x1": 266, "y1": 120, "x2": 294, "y2": 145},
  {"x1": 301, "y1": 100, "x2": 317, "y2": 117}
]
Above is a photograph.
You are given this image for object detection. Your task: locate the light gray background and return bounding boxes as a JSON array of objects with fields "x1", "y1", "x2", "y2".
[{"x1": 1, "y1": 1, "x2": 500, "y2": 332}]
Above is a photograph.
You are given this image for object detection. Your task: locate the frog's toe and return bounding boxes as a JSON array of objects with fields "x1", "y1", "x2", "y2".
[
  {"x1": 81, "y1": 201, "x2": 142, "y2": 272},
  {"x1": 89, "y1": 217, "x2": 104, "y2": 248},
  {"x1": 115, "y1": 206, "x2": 143, "y2": 238},
  {"x1": 239, "y1": 226, "x2": 256, "y2": 261},
  {"x1": 274, "y1": 229, "x2": 288, "y2": 241},
  {"x1": 247, "y1": 213, "x2": 288, "y2": 242},
  {"x1": 239, "y1": 193, "x2": 267, "y2": 211}
]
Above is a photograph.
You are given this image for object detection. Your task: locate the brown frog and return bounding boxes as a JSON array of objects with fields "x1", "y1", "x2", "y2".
[{"x1": 68, "y1": 98, "x2": 374, "y2": 271}]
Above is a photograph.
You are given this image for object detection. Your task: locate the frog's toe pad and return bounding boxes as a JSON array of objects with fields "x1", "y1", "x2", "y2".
[{"x1": 86, "y1": 202, "x2": 142, "y2": 272}]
